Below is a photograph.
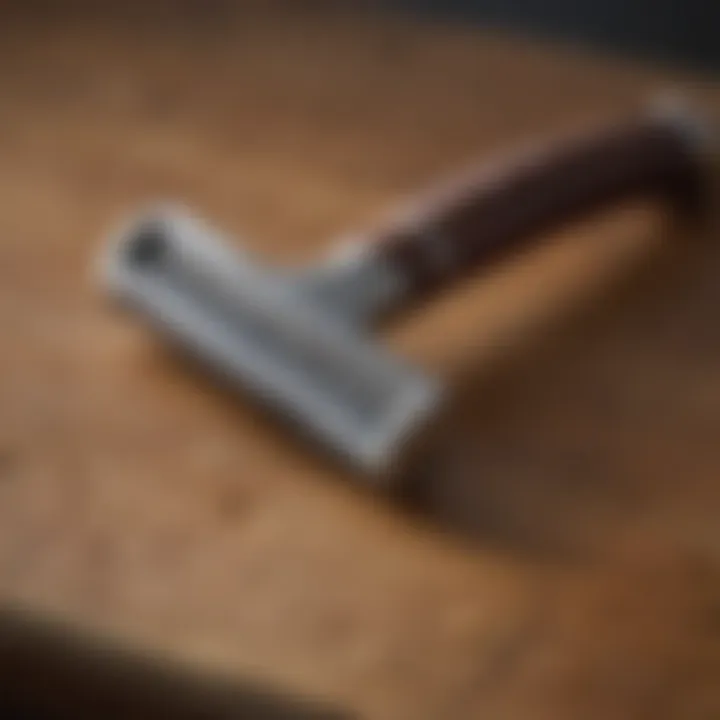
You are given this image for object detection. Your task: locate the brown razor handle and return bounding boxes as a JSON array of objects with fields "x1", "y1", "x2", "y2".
[{"x1": 376, "y1": 109, "x2": 709, "y2": 303}]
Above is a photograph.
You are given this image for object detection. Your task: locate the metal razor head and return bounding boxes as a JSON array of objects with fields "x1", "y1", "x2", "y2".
[{"x1": 100, "y1": 207, "x2": 442, "y2": 479}]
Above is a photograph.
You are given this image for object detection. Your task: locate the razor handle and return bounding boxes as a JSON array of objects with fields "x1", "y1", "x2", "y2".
[{"x1": 374, "y1": 107, "x2": 710, "y2": 301}]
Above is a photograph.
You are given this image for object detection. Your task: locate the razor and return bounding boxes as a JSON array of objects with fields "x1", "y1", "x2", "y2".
[{"x1": 99, "y1": 101, "x2": 712, "y2": 480}]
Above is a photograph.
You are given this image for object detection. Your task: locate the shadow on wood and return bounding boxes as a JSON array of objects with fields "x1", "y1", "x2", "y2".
[
  {"x1": 399, "y1": 206, "x2": 720, "y2": 561},
  {"x1": 0, "y1": 609, "x2": 352, "y2": 720}
]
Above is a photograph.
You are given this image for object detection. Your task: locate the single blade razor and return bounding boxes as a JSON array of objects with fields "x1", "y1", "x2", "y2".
[{"x1": 99, "y1": 101, "x2": 711, "y2": 481}]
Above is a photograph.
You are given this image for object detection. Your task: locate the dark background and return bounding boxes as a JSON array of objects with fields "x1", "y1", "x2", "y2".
[{"x1": 401, "y1": 0, "x2": 720, "y2": 73}]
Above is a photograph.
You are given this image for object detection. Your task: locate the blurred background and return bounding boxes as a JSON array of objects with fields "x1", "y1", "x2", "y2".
[{"x1": 401, "y1": 0, "x2": 720, "y2": 72}]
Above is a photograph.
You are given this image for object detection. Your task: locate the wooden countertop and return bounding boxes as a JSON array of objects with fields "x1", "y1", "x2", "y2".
[{"x1": 0, "y1": 4, "x2": 719, "y2": 718}]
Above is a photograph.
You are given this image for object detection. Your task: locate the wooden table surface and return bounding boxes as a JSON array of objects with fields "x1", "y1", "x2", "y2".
[{"x1": 1, "y1": 4, "x2": 719, "y2": 718}]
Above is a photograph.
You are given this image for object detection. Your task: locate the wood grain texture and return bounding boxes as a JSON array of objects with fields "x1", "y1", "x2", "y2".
[{"x1": 0, "y1": 4, "x2": 719, "y2": 718}]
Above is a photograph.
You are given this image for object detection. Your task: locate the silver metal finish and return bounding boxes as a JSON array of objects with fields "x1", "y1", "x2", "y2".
[
  {"x1": 289, "y1": 234, "x2": 410, "y2": 325},
  {"x1": 100, "y1": 207, "x2": 442, "y2": 478}
]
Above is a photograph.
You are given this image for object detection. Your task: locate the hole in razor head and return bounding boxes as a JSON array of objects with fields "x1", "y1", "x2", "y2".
[{"x1": 127, "y1": 222, "x2": 169, "y2": 267}]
